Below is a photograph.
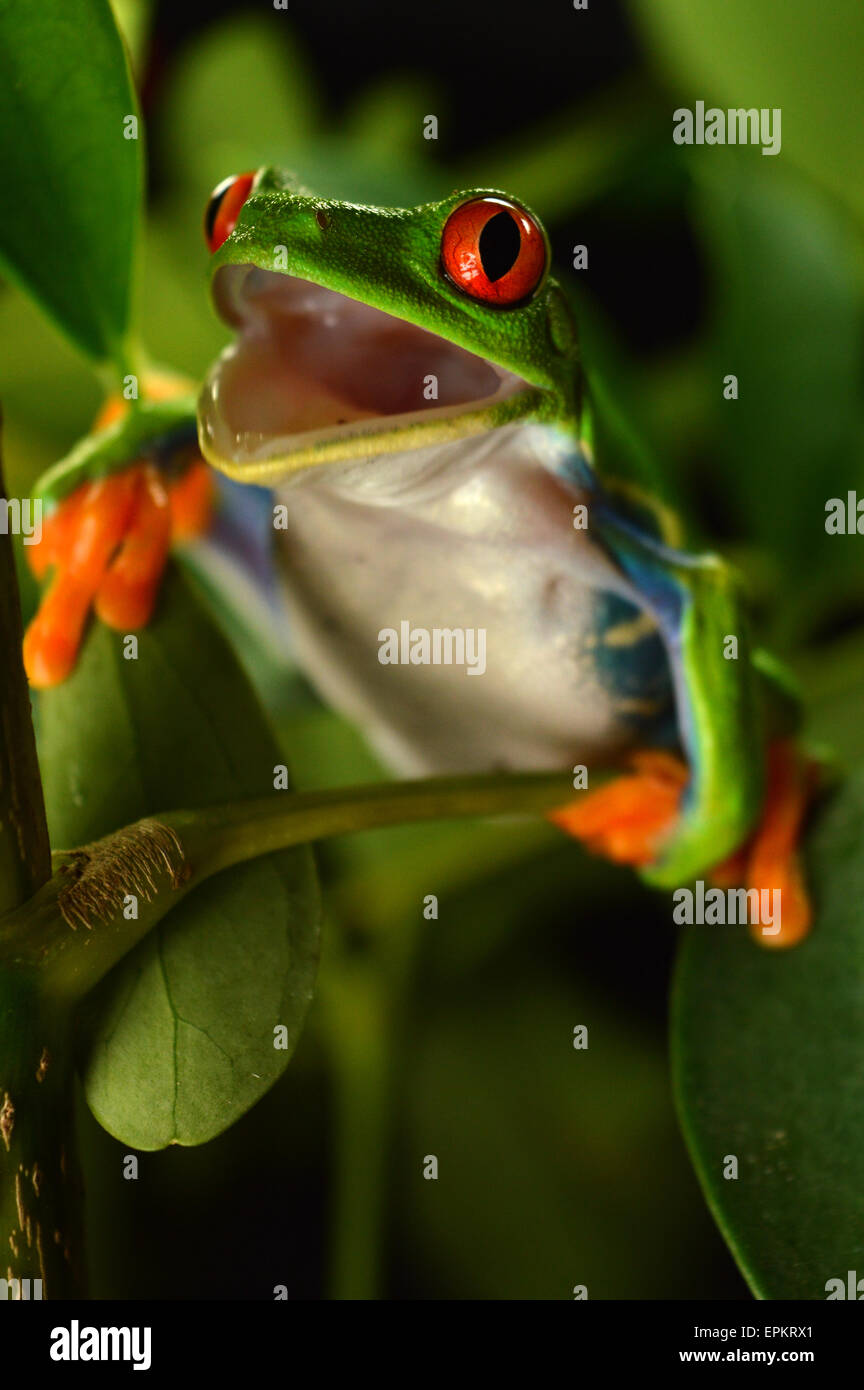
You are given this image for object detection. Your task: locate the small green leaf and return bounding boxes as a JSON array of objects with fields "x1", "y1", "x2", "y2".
[
  {"x1": 81, "y1": 853, "x2": 319, "y2": 1150},
  {"x1": 0, "y1": 0, "x2": 141, "y2": 366},
  {"x1": 672, "y1": 765, "x2": 864, "y2": 1298},
  {"x1": 37, "y1": 566, "x2": 320, "y2": 1149}
]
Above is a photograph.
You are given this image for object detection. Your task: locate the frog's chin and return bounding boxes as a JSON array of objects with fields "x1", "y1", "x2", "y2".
[{"x1": 198, "y1": 264, "x2": 541, "y2": 483}]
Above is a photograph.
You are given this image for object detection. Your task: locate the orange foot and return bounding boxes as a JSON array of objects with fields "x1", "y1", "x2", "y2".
[
  {"x1": 711, "y1": 741, "x2": 818, "y2": 950},
  {"x1": 548, "y1": 741, "x2": 818, "y2": 949},
  {"x1": 547, "y1": 750, "x2": 688, "y2": 866},
  {"x1": 24, "y1": 378, "x2": 214, "y2": 689}
]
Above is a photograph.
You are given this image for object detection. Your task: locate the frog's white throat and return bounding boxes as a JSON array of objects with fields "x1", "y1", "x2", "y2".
[{"x1": 199, "y1": 264, "x2": 530, "y2": 472}]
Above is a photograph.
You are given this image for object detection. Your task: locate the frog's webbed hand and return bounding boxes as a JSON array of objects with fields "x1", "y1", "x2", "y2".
[
  {"x1": 24, "y1": 375, "x2": 213, "y2": 688},
  {"x1": 550, "y1": 500, "x2": 817, "y2": 947}
]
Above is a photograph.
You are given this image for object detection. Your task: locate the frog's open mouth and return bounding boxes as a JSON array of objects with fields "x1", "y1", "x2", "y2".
[{"x1": 198, "y1": 264, "x2": 533, "y2": 478}]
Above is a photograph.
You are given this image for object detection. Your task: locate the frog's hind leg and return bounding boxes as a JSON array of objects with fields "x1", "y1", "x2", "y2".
[
  {"x1": 546, "y1": 491, "x2": 819, "y2": 947},
  {"x1": 579, "y1": 505, "x2": 766, "y2": 888},
  {"x1": 551, "y1": 738, "x2": 818, "y2": 948}
]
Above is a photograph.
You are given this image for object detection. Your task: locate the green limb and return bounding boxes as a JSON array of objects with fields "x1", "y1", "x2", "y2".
[
  {"x1": 596, "y1": 512, "x2": 766, "y2": 886},
  {"x1": 646, "y1": 554, "x2": 764, "y2": 886},
  {"x1": 33, "y1": 396, "x2": 198, "y2": 506}
]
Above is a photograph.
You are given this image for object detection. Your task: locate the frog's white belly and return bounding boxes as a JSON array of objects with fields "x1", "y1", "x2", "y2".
[{"x1": 274, "y1": 424, "x2": 672, "y2": 774}]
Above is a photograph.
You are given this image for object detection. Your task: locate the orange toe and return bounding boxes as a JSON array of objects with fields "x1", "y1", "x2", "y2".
[
  {"x1": 27, "y1": 487, "x2": 89, "y2": 580},
  {"x1": 23, "y1": 572, "x2": 98, "y2": 687},
  {"x1": 23, "y1": 470, "x2": 142, "y2": 688},
  {"x1": 745, "y1": 742, "x2": 817, "y2": 949},
  {"x1": 710, "y1": 741, "x2": 817, "y2": 949},
  {"x1": 548, "y1": 750, "x2": 688, "y2": 866},
  {"x1": 94, "y1": 466, "x2": 171, "y2": 629},
  {"x1": 168, "y1": 459, "x2": 215, "y2": 540},
  {"x1": 66, "y1": 469, "x2": 143, "y2": 580},
  {"x1": 748, "y1": 855, "x2": 811, "y2": 949}
]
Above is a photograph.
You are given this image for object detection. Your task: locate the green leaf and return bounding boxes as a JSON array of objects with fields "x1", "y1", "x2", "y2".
[
  {"x1": 695, "y1": 163, "x2": 864, "y2": 606},
  {"x1": 37, "y1": 566, "x2": 320, "y2": 1149},
  {"x1": 0, "y1": 0, "x2": 141, "y2": 366},
  {"x1": 632, "y1": 0, "x2": 864, "y2": 227},
  {"x1": 672, "y1": 764, "x2": 864, "y2": 1298}
]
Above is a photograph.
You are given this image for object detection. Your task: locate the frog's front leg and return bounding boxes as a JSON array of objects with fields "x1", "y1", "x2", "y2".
[
  {"x1": 24, "y1": 374, "x2": 213, "y2": 688},
  {"x1": 551, "y1": 505, "x2": 815, "y2": 947}
]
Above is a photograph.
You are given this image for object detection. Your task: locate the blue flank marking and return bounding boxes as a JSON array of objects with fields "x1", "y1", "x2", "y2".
[
  {"x1": 590, "y1": 499, "x2": 686, "y2": 635},
  {"x1": 588, "y1": 487, "x2": 701, "y2": 766},
  {"x1": 537, "y1": 441, "x2": 689, "y2": 753},
  {"x1": 557, "y1": 441, "x2": 596, "y2": 492},
  {"x1": 589, "y1": 589, "x2": 680, "y2": 749},
  {"x1": 589, "y1": 496, "x2": 703, "y2": 797}
]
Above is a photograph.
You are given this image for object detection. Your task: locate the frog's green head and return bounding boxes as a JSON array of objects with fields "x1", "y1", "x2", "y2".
[{"x1": 198, "y1": 167, "x2": 580, "y2": 483}]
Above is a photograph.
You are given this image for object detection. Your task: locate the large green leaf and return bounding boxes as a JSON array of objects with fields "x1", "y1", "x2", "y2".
[
  {"x1": 672, "y1": 764, "x2": 864, "y2": 1298},
  {"x1": 38, "y1": 566, "x2": 320, "y2": 1149},
  {"x1": 0, "y1": 0, "x2": 141, "y2": 365},
  {"x1": 696, "y1": 162, "x2": 864, "y2": 612},
  {"x1": 631, "y1": 0, "x2": 864, "y2": 227}
]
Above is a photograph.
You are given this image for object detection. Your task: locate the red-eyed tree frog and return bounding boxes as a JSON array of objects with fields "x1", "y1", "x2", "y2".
[{"x1": 24, "y1": 168, "x2": 818, "y2": 946}]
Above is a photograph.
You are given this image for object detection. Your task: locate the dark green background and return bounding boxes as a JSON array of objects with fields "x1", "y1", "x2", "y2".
[{"x1": 2, "y1": 0, "x2": 862, "y2": 1299}]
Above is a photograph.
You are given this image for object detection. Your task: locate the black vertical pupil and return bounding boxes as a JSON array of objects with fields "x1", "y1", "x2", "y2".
[
  {"x1": 204, "y1": 192, "x2": 224, "y2": 244},
  {"x1": 478, "y1": 209, "x2": 522, "y2": 281},
  {"x1": 205, "y1": 177, "x2": 234, "y2": 243}
]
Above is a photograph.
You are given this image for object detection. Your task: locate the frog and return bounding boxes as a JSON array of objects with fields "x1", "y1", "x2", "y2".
[{"x1": 24, "y1": 167, "x2": 818, "y2": 946}]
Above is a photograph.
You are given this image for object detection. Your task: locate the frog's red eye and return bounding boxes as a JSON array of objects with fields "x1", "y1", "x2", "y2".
[
  {"x1": 204, "y1": 172, "x2": 255, "y2": 253},
  {"x1": 440, "y1": 196, "x2": 547, "y2": 306}
]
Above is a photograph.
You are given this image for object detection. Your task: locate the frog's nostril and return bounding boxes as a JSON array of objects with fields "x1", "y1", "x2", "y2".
[{"x1": 315, "y1": 209, "x2": 330, "y2": 230}]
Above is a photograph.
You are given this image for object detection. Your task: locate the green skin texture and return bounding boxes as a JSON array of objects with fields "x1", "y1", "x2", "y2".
[{"x1": 35, "y1": 167, "x2": 795, "y2": 887}]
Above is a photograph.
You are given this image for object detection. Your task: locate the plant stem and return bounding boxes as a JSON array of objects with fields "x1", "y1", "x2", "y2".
[
  {"x1": 0, "y1": 430, "x2": 81, "y2": 1296},
  {"x1": 0, "y1": 440, "x2": 51, "y2": 914},
  {"x1": 0, "y1": 973, "x2": 83, "y2": 1296},
  {"x1": 172, "y1": 770, "x2": 578, "y2": 875},
  {"x1": 177, "y1": 771, "x2": 590, "y2": 908},
  {"x1": 1, "y1": 769, "x2": 581, "y2": 999}
]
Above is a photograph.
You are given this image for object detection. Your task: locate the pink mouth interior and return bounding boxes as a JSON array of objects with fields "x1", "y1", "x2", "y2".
[{"x1": 209, "y1": 265, "x2": 509, "y2": 442}]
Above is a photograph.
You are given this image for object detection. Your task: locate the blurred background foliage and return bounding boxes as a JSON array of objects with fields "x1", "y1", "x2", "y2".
[{"x1": 2, "y1": 0, "x2": 862, "y2": 1298}]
